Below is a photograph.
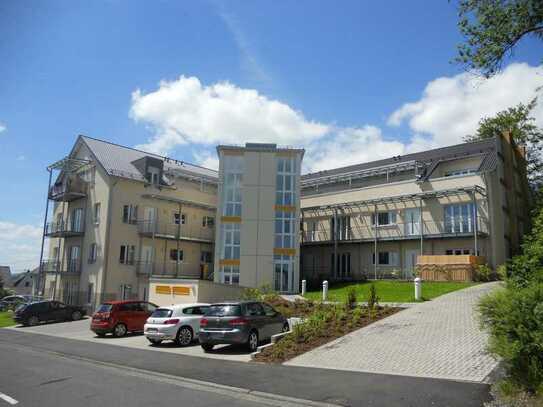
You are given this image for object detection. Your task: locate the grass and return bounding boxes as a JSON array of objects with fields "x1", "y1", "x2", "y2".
[
  {"x1": 0, "y1": 311, "x2": 16, "y2": 328},
  {"x1": 305, "y1": 280, "x2": 479, "y2": 303}
]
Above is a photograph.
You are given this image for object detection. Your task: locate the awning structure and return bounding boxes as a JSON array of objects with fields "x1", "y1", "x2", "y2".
[
  {"x1": 47, "y1": 157, "x2": 91, "y2": 172},
  {"x1": 141, "y1": 194, "x2": 216, "y2": 211}
]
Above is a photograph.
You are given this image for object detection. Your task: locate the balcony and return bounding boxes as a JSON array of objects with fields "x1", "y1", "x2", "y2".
[
  {"x1": 40, "y1": 259, "x2": 81, "y2": 274},
  {"x1": 49, "y1": 176, "x2": 87, "y2": 202},
  {"x1": 136, "y1": 261, "x2": 213, "y2": 279},
  {"x1": 45, "y1": 221, "x2": 85, "y2": 238},
  {"x1": 137, "y1": 221, "x2": 214, "y2": 243},
  {"x1": 302, "y1": 218, "x2": 489, "y2": 244}
]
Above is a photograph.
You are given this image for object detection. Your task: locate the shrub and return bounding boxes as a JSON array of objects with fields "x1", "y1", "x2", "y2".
[
  {"x1": 475, "y1": 264, "x2": 492, "y2": 282},
  {"x1": 346, "y1": 287, "x2": 358, "y2": 309},
  {"x1": 367, "y1": 284, "x2": 379, "y2": 309},
  {"x1": 352, "y1": 307, "x2": 363, "y2": 325},
  {"x1": 479, "y1": 283, "x2": 543, "y2": 394}
]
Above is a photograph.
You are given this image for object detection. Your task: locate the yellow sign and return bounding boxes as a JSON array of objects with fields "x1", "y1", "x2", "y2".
[
  {"x1": 155, "y1": 285, "x2": 171, "y2": 294},
  {"x1": 172, "y1": 286, "x2": 191, "y2": 296}
]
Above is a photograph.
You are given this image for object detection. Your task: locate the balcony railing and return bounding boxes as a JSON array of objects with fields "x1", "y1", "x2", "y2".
[
  {"x1": 136, "y1": 261, "x2": 213, "y2": 279},
  {"x1": 45, "y1": 221, "x2": 85, "y2": 238},
  {"x1": 41, "y1": 259, "x2": 81, "y2": 274},
  {"x1": 49, "y1": 176, "x2": 87, "y2": 202},
  {"x1": 137, "y1": 221, "x2": 214, "y2": 242},
  {"x1": 302, "y1": 218, "x2": 489, "y2": 243}
]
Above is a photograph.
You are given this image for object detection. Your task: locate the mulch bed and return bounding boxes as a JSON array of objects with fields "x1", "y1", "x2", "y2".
[{"x1": 254, "y1": 300, "x2": 402, "y2": 363}]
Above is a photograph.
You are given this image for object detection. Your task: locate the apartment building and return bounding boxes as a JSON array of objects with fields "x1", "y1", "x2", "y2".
[
  {"x1": 299, "y1": 133, "x2": 530, "y2": 284},
  {"x1": 214, "y1": 143, "x2": 304, "y2": 293},
  {"x1": 38, "y1": 136, "x2": 218, "y2": 308}
]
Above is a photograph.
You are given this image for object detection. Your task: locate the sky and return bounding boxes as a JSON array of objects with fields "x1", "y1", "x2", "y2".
[{"x1": 0, "y1": 0, "x2": 542, "y2": 273}]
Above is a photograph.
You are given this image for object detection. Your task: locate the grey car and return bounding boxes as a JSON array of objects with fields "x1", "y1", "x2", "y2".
[{"x1": 199, "y1": 301, "x2": 289, "y2": 352}]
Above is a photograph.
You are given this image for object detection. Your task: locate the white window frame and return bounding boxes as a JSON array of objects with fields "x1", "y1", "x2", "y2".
[
  {"x1": 221, "y1": 265, "x2": 239, "y2": 285},
  {"x1": 371, "y1": 211, "x2": 397, "y2": 227},
  {"x1": 274, "y1": 254, "x2": 294, "y2": 292},
  {"x1": 120, "y1": 244, "x2": 136, "y2": 265},
  {"x1": 275, "y1": 211, "x2": 295, "y2": 249},
  {"x1": 276, "y1": 157, "x2": 296, "y2": 206},
  {"x1": 93, "y1": 202, "x2": 101, "y2": 225},
  {"x1": 202, "y1": 216, "x2": 214, "y2": 227},
  {"x1": 222, "y1": 223, "x2": 240, "y2": 260},
  {"x1": 169, "y1": 249, "x2": 184, "y2": 262},
  {"x1": 444, "y1": 203, "x2": 474, "y2": 233},
  {"x1": 147, "y1": 166, "x2": 160, "y2": 185},
  {"x1": 444, "y1": 169, "x2": 477, "y2": 177},
  {"x1": 372, "y1": 251, "x2": 399, "y2": 266},
  {"x1": 88, "y1": 243, "x2": 98, "y2": 264},
  {"x1": 122, "y1": 205, "x2": 138, "y2": 224},
  {"x1": 173, "y1": 212, "x2": 186, "y2": 225},
  {"x1": 223, "y1": 156, "x2": 243, "y2": 217}
]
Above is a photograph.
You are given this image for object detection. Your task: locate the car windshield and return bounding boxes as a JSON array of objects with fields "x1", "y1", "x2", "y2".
[
  {"x1": 150, "y1": 308, "x2": 172, "y2": 318},
  {"x1": 96, "y1": 304, "x2": 113, "y2": 313},
  {"x1": 206, "y1": 305, "x2": 241, "y2": 317}
]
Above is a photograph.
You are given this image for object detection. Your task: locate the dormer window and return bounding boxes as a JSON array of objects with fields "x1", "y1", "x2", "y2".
[{"x1": 147, "y1": 166, "x2": 160, "y2": 185}]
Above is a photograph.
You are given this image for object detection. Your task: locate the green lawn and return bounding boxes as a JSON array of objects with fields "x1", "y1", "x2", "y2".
[
  {"x1": 305, "y1": 280, "x2": 479, "y2": 303},
  {"x1": 0, "y1": 311, "x2": 16, "y2": 328}
]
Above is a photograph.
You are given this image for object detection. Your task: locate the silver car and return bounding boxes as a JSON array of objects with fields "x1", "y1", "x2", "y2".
[{"x1": 199, "y1": 301, "x2": 289, "y2": 352}]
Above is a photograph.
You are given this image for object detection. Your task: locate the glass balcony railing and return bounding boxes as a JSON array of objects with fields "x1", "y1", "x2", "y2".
[
  {"x1": 48, "y1": 176, "x2": 87, "y2": 202},
  {"x1": 44, "y1": 221, "x2": 85, "y2": 237},
  {"x1": 136, "y1": 220, "x2": 214, "y2": 242},
  {"x1": 135, "y1": 261, "x2": 213, "y2": 279},
  {"x1": 40, "y1": 259, "x2": 81, "y2": 274}
]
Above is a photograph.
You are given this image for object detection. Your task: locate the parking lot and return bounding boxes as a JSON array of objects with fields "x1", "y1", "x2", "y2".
[{"x1": 6, "y1": 318, "x2": 252, "y2": 362}]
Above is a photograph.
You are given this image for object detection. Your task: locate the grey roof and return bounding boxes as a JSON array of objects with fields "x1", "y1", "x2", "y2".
[
  {"x1": 79, "y1": 136, "x2": 218, "y2": 182},
  {"x1": 301, "y1": 138, "x2": 496, "y2": 182}
]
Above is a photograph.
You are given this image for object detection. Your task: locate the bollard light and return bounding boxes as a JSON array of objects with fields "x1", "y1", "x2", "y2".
[
  {"x1": 301, "y1": 279, "x2": 307, "y2": 296},
  {"x1": 322, "y1": 280, "x2": 328, "y2": 301},
  {"x1": 414, "y1": 277, "x2": 422, "y2": 301}
]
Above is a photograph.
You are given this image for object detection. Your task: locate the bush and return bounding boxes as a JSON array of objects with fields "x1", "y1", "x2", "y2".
[
  {"x1": 475, "y1": 264, "x2": 492, "y2": 282},
  {"x1": 346, "y1": 287, "x2": 357, "y2": 309},
  {"x1": 367, "y1": 284, "x2": 379, "y2": 309},
  {"x1": 479, "y1": 283, "x2": 543, "y2": 394}
]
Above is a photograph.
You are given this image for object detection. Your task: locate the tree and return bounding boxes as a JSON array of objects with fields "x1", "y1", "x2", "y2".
[
  {"x1": 455, "y1": 0, "x2": 543, "y2": 77},
  {"x1": 464, "y1": 97, "x2": 543, "y2": 189}
]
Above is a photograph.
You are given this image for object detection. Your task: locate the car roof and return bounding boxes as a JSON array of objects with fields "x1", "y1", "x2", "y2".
[
  {"x1": 158, "y1": 303, "x2": 210, "y2": 310},
  {"x1": 209, "y1": 301, "x2": 256, "y2": 305},
  {"x1": 103, "y1": 300, "x2": 143, "y2": 305}
]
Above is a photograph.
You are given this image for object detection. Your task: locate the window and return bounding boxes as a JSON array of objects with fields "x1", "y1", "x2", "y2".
[
  {"x1": 372, "y1": 251, "x2": 399, "y2": 266},
  {"x1": 93, "y1": 203, "x2": 101, "y2": 225},
  {"x1": 223, "y1": 156, "x2": 243, "y2": 216},
  {"x1": 200, "y1": 251, "x2": 213, "y2": 263},
  {"x1": 202, "y1": 216, "x2": 214, "y2": 227},
  {"x1": 122, "y1": 205, "x2": 138, "y2": 224},
  {"x1": 330, "y1": 216, "x2": 350, "y2": 240},
  {"x1": 274, "y1": 255, "x2": 294, "y2": 292},
  {"x1": 276, "y1": 157, "x2": 296, "y2": 205},
  {"x1": 147, "y1": 166, "x2": 160, "y2": 185},
  {"x1": 88, "y1": 243, "x2": 98, "y2": 264},
  {"x1": 222, "y1": 223, "x2": 240, "y2": 259},
  {"x1": 275, "y1": 211, "x2": 295, "y2": 248},
  {"x1": 119, "y1": 245, "x2": 136, "y2": 265},
  {"x1": 444, "y1": 169, "x2": 477, "y2": 177},
  {"x1": 262, "y1": 303, "x2": 277, "y2": 317},
  {"x1": 221, "y1": 265, "x2": 240, "y2": 285},
  {"x1": 174, "y1": 213, "x2": 186, "y2": 225},
  {"x1": 446, "y1": 249, "x2": 472, "y2": 255},
  {"x1": 119, "y1": 285, "x2": 132, "y2": 300},
  {"x1": 169, "y1": 249, "x2": 183, "y2": 262},
  {"x1": 371, "y1": 211, "x2": 397, "y2": 226},
  {"x1": 71, "y1": 208, "x2": 83, "y2": 232},
  {"x1": 87, "y1": 283, "x2": 94, "y2": 304},
  {"x1": 245, "y1": 302, "x2": 265, "y2": 316},
  {"x1": 444, "y1": 203, "x2": 474, "y2": 233}
]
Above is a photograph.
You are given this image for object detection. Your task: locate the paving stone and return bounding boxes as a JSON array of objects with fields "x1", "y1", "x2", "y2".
[{"x1": 285, "y1": 282, "x2": 501, "y2": 382}]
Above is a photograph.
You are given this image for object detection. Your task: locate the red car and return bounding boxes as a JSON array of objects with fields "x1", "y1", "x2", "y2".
[{"x1": 91, "y1": 300, "x2": 158, "y2": 337}]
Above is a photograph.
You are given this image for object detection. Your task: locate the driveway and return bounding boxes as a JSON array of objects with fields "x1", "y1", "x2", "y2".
[
  {"x1": 6, "y1": 318, "x2": 251, "y2": 362},
  {"x1": 285, "y1": 282, "x2": 500, "y2": 382}
]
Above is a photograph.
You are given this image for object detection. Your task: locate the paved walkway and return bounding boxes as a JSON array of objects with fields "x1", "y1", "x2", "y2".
[{"x1": 285, "y1": 282, "x2": 501, "y2": 382}]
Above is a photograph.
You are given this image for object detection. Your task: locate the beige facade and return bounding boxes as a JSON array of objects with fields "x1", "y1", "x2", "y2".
[
  {"x1": 40, "y1": 136, "x2": 218, "y2": 310},
  {"x1": 300, "y1": 134, "x2": 530, "y2": 284},
  {"x1": 214, "y1": 143, "x2": 304, "y2": 293}
]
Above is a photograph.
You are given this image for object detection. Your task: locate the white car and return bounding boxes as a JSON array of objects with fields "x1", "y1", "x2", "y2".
[{"x1": 144, "y1": 303, "x2": 210, "y2": 346}]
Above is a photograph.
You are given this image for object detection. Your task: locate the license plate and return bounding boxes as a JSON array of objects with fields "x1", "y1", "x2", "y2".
[{"x1": 147, "y1": 328, "x2": 158, "y2": 332}]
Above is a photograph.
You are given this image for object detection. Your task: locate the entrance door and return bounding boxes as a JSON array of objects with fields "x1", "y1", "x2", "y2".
[
  {"x1": 143, "y1": 207, "x2": 157, "y2": 233},
  {"x1": 274, "y1": 259, "x2": 293, "y2": 292},
  {"x1": 71, "y1": 208, "x2": 83, "y2": 232},
  {"x1": 404, "y1": 208, "x2": 421, "y2": 236},
  {"x1": 69, "y1": 246, "x2": 80, "y2": 273},
  {"x1": 404, "y1": 250, "x2": 419, "y2": 279}
]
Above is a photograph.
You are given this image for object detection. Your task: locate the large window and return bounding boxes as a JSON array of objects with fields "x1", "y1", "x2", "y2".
[
  {"x1": 275, "y1": 211, "x2": 295, "y2": 248},
  {"x1": 274, "y1": 255, "x2": 294, "y2": 292},
  {"x1": 223, "y1": 156, "x2": 243, "y2": 216},
  {"x1": 119, "y1": 245, "x2": 135, "y2": 265},
  {"x1": 372, "y1": 251, "x2": 399, "y2": 266},
  {"x1": 330, "y1": 215, "x2": 350, "y2": 240},
  {"x1": 221, "y1": 265, "x2": 239, "y2": 285},
  {"x1": 93, "y1": 203, "x2": 101, "y2": 225},
  {"x1": 444, "y1": 169, "x2": 477, "y2": 177},
  {"x1": 222, "y1": 223, "x2": 240, "y2": 259},
  {"x1": 122, "y1": 205, "x2": 138, "y2": 224},
  {"x1": 444, "y1": 203, "x2": 474, "y2": 233},
  {"x1": 169, "y1": 249, "x2": 184, "y2": 262},
  {"x1": 276, "y1": 157, "x2": 296, "y2": 205},
  {"x1": 371, "y1": 211, "x2": 397, "y2": 226}
]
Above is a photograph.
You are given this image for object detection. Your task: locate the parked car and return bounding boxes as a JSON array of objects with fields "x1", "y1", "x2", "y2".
[
  {"x1": 199, "y1": 301, "x2": 289, "y2": 352},
  {"x1": 144, "y1": 303, "x2": 210, "y2": 346},
  {"x1": 91, "y1": 300, "x2": 158, "y2": 337},
  {"x1": 13, "y1": 300, "x2": 86, "y2": 326},
  {"x1": 0, "y1": 295, "x2": 42, "y2": 312}
]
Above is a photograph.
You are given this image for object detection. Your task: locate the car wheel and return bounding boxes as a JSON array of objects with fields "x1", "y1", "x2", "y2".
[
  {"x1": 176, "y1": 326, "x2": 193, "y2": 347},
  {"x1": 147, "y1": 338, "x2": 162, "y2": 345},
  {"x1": 26, "y1": 316, "x2": 39, "y2": 327},
  {"x1": 71, "y1": 311, "x2": 82, "y2": 321},
  {"x1": 247, "y1": 330, "x2": 259, "y2": 352},
  {"x1": 201, "y1": 343, "x2": 214, "y2": 352},
  {"x1": 282, "y1": 322, "x2": 290, "y2": 333},
  {"x1": 113, "y1": 323, "x2": 127, "y2": 337}
]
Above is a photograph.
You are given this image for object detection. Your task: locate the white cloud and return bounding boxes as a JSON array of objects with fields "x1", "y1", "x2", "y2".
[
  {"x1": 0, "y1": 122, "x2": 6, "y2": 134},
  {"x1": 131, "y1": 64, "x2": 543, "y2": 173},
  {"x1": 389, "y1": 63, "x2": 543, "y2": 145},
  {"x1": 0, "y1": 221, "x2": 42, "y2": 273}
]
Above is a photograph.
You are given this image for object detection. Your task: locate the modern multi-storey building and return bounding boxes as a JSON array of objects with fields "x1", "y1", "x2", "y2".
[
  {"x1": 214, "y1": 143, "x2": 304, "y2": 293},
  {"x1": 299, "y1": 133, "x2": 530, "y2": 284},
  {"x1": 38, "y1": 135, "x2": 218, "y2": 308}
]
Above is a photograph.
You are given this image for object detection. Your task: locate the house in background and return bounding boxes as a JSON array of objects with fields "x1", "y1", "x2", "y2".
[
  {"x1": 0, "y1": 266, "x2": 13, "y2": 290},
  {"x1": 11, "y1": 268, "x2": 38, "y2": 296}
]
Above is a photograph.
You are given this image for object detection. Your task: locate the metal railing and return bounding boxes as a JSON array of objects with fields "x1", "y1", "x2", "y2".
[
  {"x1": 135, "y1": 261, "x2": 213, "y2": 279},
  {"x1": 45, "y1": 221, "x2": 85, "y2": 237},
  {"x1": 48, "y1": 176, "x2": 87, "y2": 201},
  {"x1": 41, "y1": 259, "x2": 81, "y2": 274},
  {"x1": 137, "y1": 220, "x2": 214, "y2": 242},
  {"x1": 302, "y1": 265, "x2": 416, "y2": 282},
  {"x1": 302, "y1": 218, "x2": 489, "y2": 243}
]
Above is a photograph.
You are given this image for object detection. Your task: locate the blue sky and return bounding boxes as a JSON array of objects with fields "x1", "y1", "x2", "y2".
[{"x1": 0, "y1": 0, "x2": 542, "y2": 272}]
